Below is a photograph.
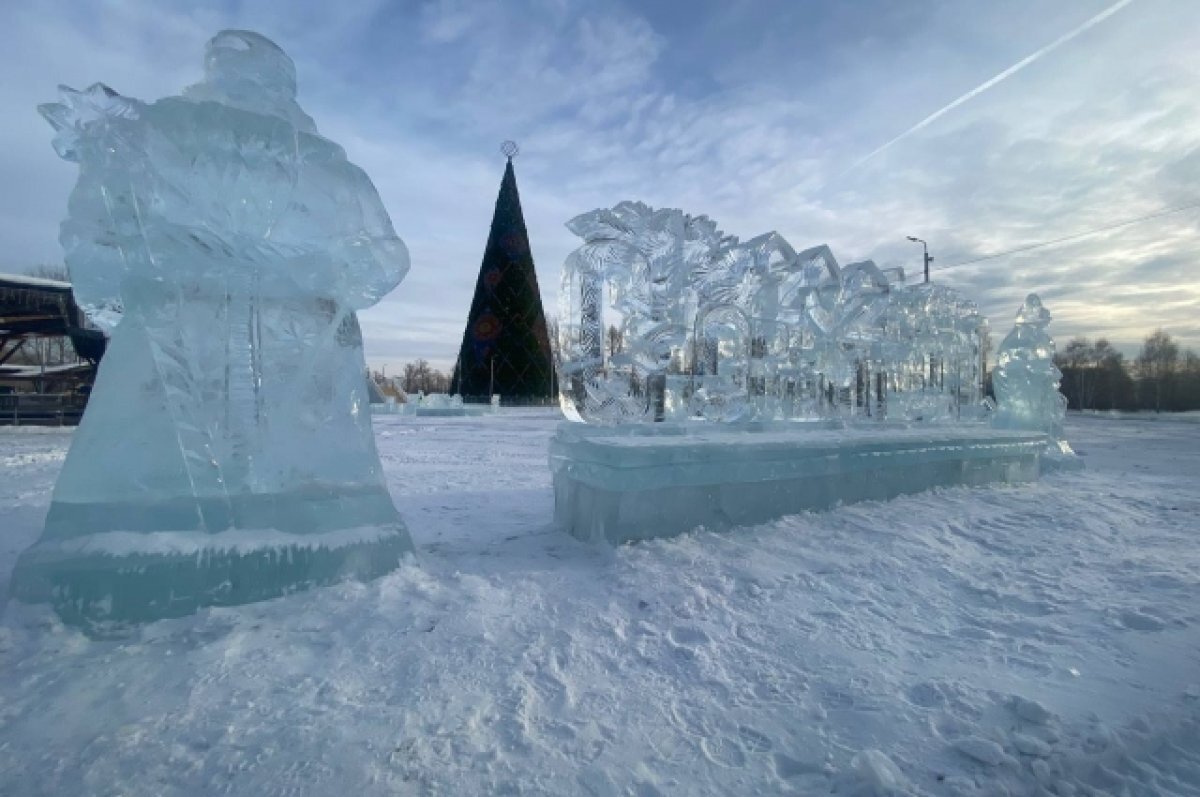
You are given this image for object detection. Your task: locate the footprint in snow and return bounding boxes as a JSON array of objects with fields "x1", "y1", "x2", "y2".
[
  {"x1": 700, "y1": 735, "x2": 747, "y2": 768},
  {"x1": 772, "y1": 751, "x2": 825, "y2": 779},
  {"x1": 526, "y1": 671, "x2": 570, "y2": 710},
  {"x1": 905, "y1": 681, "x2": 945, "y2": 709},
  {"x1": 750, "y1": 676, "x2": 806, "y2": 706},
  {"x1": 668, "y1": 700, "x2": 714, "y2": 738},
  {"x1": 644, "y1": 728, "x2": 700, "y2": 766},
  {"x1": 668, "y1": 626, "x2": 711, "y2": 647},
  {"x1": 1009, "y1": 695, "x2": 1057, "y2": 726},
  {"x1": 1117, "y1": 609, "x2": 1167, "y2": 631},
  {"x1": 737, "y1": 725, "x2": 773, "y2": 753},
  {"x1": 819, "y1": 686, "x2": 856, "y2": 709},
  {"x1": 954, "y1": 736, "x2": 1016, "y2": 767}
]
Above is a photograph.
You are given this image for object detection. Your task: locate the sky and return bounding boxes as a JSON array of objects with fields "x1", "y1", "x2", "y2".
[{"x1": 1, "y1": 0, "x2": 1198, "y2": 372}]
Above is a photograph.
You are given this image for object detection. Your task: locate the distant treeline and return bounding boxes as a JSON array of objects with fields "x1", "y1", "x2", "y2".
[
  {"x1": 371, "y1": 359, "x2": 453, "y2": 396},
  {"x1": 1053, "y1": 329, "x2": 1200, "y2": 412},
  {"x1": 379, "y1": 329, "x2": 1200, "y2": 413}
]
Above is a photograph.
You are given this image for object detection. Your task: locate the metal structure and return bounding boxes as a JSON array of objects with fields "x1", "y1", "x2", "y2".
[
  {"x1": 0, "y1": 273, "x2": 105, "y2": 425},
  {"x1": 0, "y1": 273, "x2": 103, "y2": 364},
  {"x1": 906, "y1": 236, "x2": 933, "y2": 284}
]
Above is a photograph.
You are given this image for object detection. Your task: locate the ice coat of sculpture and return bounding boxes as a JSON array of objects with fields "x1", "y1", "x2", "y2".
[{"x1": 9, "y1": 31, "x2": 414, "y2": 629}]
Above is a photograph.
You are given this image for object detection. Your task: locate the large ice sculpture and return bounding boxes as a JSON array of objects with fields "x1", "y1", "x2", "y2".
[
  {"x1": 10, "y1": 30, "x2": 414, "y2": 629},
  {"x1": 992, "y1": 294, "x2": 1071, "y2": 453},
  {"x1": 556, "y1": 201, "x2": 988, "y2": 426},
  {"x1": 552, "y1": 201, "x2": 1068, "y2": 543},
  {"x1": 551, "y1": 202, "x2": 1069, "y2": 544}
]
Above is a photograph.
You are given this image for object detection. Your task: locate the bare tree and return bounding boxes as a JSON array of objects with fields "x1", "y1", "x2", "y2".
[
  {"x1": 400, "y1": 359, "x2": 452, "y2": 394},
  {"x1": 1090, "y1": 339, "x2": 1127, "y2": 410},
  {"x1": 1175, "y1": 348, "x2": 1200, "y2": 412},
  {"x1": 402, "y1": 360, "x2": 431, "y2": 394},
  {"x1": 1058, "y1": 337, "x2": 1094, "y2": 410},
  {"x1": 1136, "y1": 329, "x2": 1179, "y2": 412}
]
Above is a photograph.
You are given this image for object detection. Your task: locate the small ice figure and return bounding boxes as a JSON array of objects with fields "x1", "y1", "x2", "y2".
[
  {"x1": 992, "y1": 294, "x2": 1070, "y2": 451},
  {"x1": 10, "y1": 31, "x2": 414, "y2": 629}
]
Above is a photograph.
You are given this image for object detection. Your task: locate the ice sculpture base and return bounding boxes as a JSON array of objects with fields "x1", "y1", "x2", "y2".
[
  {"x1": 9, "y1": 486, "x2": 413, "y2": 631},
  {"x1": 550, "y1": 423, "x2": 1048, "y2": 545},
  {"x1": 409, "y1": 406, "x2": 488, "y2": 417},
  {"x1": 396, "y1": 398, "x2": 497, "y2": 417},
  {"x1": 1042, "y1": 447, "x2": 1086, "y2": 473}
]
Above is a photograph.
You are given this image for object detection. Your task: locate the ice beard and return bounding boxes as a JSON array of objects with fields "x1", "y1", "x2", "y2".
[{"x1": 10, "y1": 30, "x2": 414, "y2": 632}]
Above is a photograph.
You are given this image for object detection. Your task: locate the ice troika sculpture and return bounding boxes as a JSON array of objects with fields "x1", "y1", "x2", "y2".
[
  {"x1": 10, "y1": 30, "x2": 414, "y2": 628},
  {"x1": 992, "y1": 293, "x2": 1071, "y2": 453},
  {"x1": 556, "y1": 201, "x2": 988, "y2": 425},
  {"x1": 550, "y1": 201, "x2": 1059, "y2": 544}
]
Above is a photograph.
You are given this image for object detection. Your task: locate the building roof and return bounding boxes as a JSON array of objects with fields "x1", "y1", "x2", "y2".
[{"x1": 0, "y1": 272, "x2": 73, "y2": 292}]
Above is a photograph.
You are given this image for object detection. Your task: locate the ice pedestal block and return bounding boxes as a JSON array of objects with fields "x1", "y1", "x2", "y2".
[
  {"x1": 11, "y1": 515, "x2": 410, "y2": 628},
  {"x1": 551, "y1": 423, "x2": 1047, "y2": 544},
  {"x1": 412, "y1": 407, "x2": 478, "y2": 417},
  {"x1": 10, "y1": 30, "x2": 414, "y2": 629},
  {"x1": 406, "y1": 393, "x2": 493, "y2": 417}
]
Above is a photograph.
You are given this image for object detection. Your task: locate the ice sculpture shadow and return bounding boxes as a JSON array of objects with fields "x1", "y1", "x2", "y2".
[{"x1": 9, "y1": 31, "x2": 414, "y2": 632}]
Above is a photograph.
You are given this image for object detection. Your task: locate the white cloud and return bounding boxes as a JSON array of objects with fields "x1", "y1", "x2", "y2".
[{"x1": 3, "y1": 0, "x2": 1199, "y2": 372}]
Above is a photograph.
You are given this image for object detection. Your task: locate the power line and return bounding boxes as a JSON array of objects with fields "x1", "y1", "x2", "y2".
[{"x1": 937, "y1": 199, "x2": 1200, "y2": 272}]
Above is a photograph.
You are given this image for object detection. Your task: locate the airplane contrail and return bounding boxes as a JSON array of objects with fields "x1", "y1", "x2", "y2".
[{"x1": 841, "y1": 0, "x2": 1137, "y2": 176}]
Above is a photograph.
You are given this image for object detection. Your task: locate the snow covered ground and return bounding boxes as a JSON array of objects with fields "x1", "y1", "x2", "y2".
[{"x1": 0, "y1": 412, "x2": 1197, "y2": 795}]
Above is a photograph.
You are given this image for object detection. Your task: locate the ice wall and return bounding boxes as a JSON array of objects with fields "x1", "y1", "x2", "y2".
[
  {"x1": 10, "y1": 31, "x2": 414, "y2": 629},
  {"x1": 551, "y1": 423, "x2": 1048, "y2": 544},
  {"x1": 556, "y1": 202, "x2": 988, "y2": 426}
]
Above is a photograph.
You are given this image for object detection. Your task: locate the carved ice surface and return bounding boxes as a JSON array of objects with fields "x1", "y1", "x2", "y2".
[
  {"x1": 992, "y1": 293, "x2": 1071, "y2": 451},
  {"x1": 551, "y1": 203, "x2": 1066, "y2": 543},
  {"x1": 10, "y1": 31, "x2": 414, "y2": 629},
  {"x1": 556, "y1": 201, "x2": 988, "y2": 426},
  {"x1": 417, "y1": 393, "x2": 465, "y2": 410}
]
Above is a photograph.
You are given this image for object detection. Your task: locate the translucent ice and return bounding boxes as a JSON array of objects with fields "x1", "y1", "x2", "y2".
[
  {"x1": 552, "y1": 204, "x2": 1066, "y2": 543},
  {"x1": 418, "y1": 393, "x2": 465, "y2": 410},
  {"x1": 10, "y1": 31, "x2": 413, "y2": 629},
  {"x1": 556, "y1": 201, "x2": 987, "y2": 426},
  {"x1": 992, "y1": 293, "x2": 1070, "y2": 450},
  {"x1": 550, "y1": 423, "x2": 1046, "y2": 544}
]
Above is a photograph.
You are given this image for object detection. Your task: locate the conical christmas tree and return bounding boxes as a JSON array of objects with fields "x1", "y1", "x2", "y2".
[{"x1": 451, "y1": 149, "x2": 554, "y2": 401}]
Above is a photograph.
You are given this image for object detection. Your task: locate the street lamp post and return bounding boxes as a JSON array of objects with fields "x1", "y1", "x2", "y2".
[{"x1": 906, "y1": 236, "x2": 933, "y2": 284}]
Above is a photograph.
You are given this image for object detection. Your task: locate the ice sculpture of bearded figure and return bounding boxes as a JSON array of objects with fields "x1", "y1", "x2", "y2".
[
  {"x1": 992, "y1": 293, "x2": 1076, "y2": 462},
  {"x1": 9, "y1": 31, "x2": 414, "y2": 631}
]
